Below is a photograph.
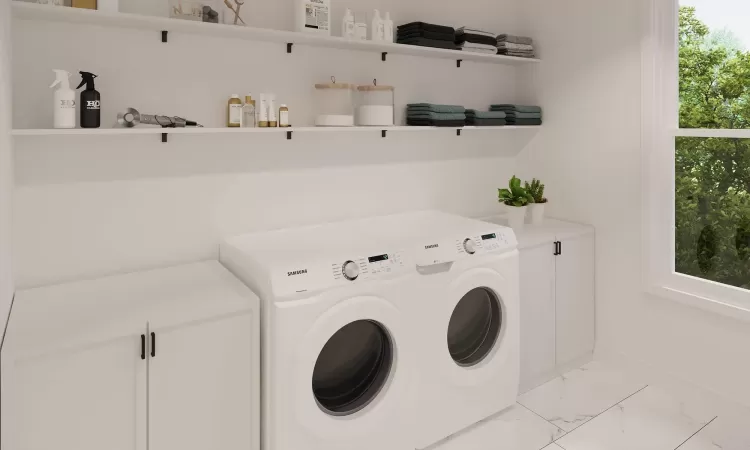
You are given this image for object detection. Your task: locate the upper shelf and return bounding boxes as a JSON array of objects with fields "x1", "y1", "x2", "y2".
[{"x1": 12, "y1": 2, "x2": 541, "y2": 66}]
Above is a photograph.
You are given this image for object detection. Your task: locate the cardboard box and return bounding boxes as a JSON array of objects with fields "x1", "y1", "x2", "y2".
[{"x1": 72, "y1": 0, "x2": 96, "y2": 9}]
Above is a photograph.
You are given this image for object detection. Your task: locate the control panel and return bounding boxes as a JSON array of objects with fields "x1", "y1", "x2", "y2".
[
  {"x1": 455, "y1": 231, "x2": 514, "y2": 256},
  {"x1": 332, "y1": 251, "x2": 406, "y2": 282}
]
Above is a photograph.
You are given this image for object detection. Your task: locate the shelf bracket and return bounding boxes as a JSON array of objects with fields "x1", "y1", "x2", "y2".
[
  {"x1": 382, "y1": 130, "x2": 387, "y2": 138},
  {"x1": 161, "y1": 132, "x2": 168, "y2": 143},
  {"x1": 382, "y1": 52, "x2": 388, "y2": 62},
  {"x1": 287, "y1": 130, "x2": 293, "y2": 140},
  {"x1": 456, "y1": 59, "x2": 462, "y2": 68},
  {"x1": 456, "y1": 129, "x2": 462, "y2": 136},
  {"x1": 162, "y1": 30, "x2": 168, "y2": 43},
  {"x1": 287, "y1": 43, "x2": 293, "y2": 54}
]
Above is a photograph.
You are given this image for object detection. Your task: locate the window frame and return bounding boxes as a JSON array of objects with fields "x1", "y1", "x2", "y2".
[{"x1": 643, "y1": 0, "x2": 750, "y2": 322}]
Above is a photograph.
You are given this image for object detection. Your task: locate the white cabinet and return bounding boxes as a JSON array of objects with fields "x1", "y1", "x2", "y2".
[
  {"x1": 2, "y1": 262, "x2": 260, "y2": 450},
  {"x1": 483, "y1": 216, "x2": 595, "y2": 393}
]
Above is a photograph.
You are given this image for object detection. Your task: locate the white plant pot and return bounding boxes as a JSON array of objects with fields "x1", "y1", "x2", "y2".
[
  {"x1": 506, "y1": 205, "x2": 528, "y2": 231},
  {"x1": 529, "y1": 203, "x2": 546, "y2": 225}
]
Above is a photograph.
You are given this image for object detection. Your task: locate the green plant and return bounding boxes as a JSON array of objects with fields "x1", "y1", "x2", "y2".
[
  {"x1": 498, "y1": 175, "x2": 534, "y2": 207},
  {"x1": 525, "y1": 178, "x2": 548, "y2": 204}
]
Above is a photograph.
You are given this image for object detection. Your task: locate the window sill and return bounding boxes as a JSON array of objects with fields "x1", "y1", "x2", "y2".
[{"x1": 648, "y1": 283, "x2": 750, "y2": 324}]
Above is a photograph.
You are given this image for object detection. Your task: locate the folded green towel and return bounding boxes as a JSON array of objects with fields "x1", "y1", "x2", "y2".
[
  {"x1": 490, "y1": 104, "x2": 542, "y2": 113},
  {"x1": 466, "y1": 109, "x2": 507, "y2": 119},
  {"x1": 407, "y1": 118, "x2": 466, "y2": 127},
  {"x1": 407, "y1": 112, "x2": 466, "y2": 121},
  {"x1": 467, "y1": 118, "x2": 507, "y2": 126},
  {"x1": 507, "y1": 118, "x2": 542, "y2": 126},
  {"x1": 505, "y1": 112, "x2": 542, "y2": 119},
  {"x1": 407, "y1": 103, "x2": 466, "y2": 113}
]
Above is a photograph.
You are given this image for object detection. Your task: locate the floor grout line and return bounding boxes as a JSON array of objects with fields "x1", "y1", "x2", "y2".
[
  {"x1": 516, "y1": 401, "x2": 568, "y2": 438},
  {"x1": 674, "y1": 415, "x2": 718, "y2": 450},
  {"x1": 552, "y1": 384, "x2": 651, "y2": 441}
]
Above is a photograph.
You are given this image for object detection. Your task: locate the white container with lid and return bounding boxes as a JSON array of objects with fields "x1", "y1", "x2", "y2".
[
  {"x1": 314, "y1": 78, "x2": 355, "y2": 127},
  {"x1": 356, "y1": 81, "x2": 395, "y2": 126}
]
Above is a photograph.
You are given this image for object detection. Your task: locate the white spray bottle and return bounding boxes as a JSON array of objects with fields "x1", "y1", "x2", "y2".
[{"x1": 50, "y1": 70, "x2": 76, "y2": 129}]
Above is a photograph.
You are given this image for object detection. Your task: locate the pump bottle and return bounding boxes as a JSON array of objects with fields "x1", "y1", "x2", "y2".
[
  {"x1": 50, "y1": 70, "x2": 76, "y2": 129},
  {"x1": 77, "y1": 71, "x2": 101, "y2": 128}
]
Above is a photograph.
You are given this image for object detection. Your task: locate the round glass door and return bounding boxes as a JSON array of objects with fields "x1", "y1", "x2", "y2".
[
  {"x1": 312, "y1": 320, "x2": 393, "y2": 416},
  {"x1": 447, "y1": 287, "x2": 503, "y2": 367}
]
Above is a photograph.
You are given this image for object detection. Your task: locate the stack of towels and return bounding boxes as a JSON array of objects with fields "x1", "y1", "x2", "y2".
[
  {"x1": 490, "y1": 105, "x2": 542, "y2": 125},
  {"x1": 455, "y1": 27, "x2": 498, "y2": 55},
  {"x1": 496, "y1": 34, "x2": 535, "y2": 58},
  {"x1": 407, "y1": 104, "x2": 466, "y2": 127},
  {"x1": 397, "y1": 22, "x2": 458, "y2": 50},
  {"x1": 465, "y1": 109, "x2": 506, "y2": 126}
]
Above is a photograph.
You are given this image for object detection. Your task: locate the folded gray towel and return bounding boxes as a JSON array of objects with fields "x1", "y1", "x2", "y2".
[
  {"x1": 407, "y1": 104, "x2": 466, "y2": 113},
  {"x1": 497, "y1": 42, "x2": 534, "y2": 52},
  {"x1": 497, "y1": 34, "x2": 533, "y2": 45},
  {"x1": 456, "y1": 27, "x2": 495, "y2": 38},
  {"x1": 490, "y1": 105, "x2": 543, "y2": 114},
  {"x1": 407, "y1": 111, "x2": 467, "y2": 121},
  {"x1": 466, "y1": 109, "x2": 507, "y2": 119},
  {"x1": 503, "y1": 112, "x2": 542, "y2": 119}
]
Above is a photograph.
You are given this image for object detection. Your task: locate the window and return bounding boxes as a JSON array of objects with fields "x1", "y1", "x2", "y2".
[{"x1": 645, "y1": 0, "x2": 750, "y2": 319}]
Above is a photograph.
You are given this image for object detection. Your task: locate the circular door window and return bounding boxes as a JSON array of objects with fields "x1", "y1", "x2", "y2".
[
  {"x1": 312, "y1": 320, "x2": 393, "y2": 416},
  {"x1": 447, "y1": 287, "x2": 502, "y2": 367}
]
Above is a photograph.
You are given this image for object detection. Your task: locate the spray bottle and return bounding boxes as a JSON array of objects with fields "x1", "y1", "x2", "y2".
[
  {"x1": 50, "y1": 70, "x2": 76, "y2": 129},
  {"x1": 77, "y1": 71, "x2": 101, "y2": 128}
]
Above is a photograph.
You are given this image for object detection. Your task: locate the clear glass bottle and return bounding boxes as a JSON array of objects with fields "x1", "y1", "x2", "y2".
[{"x1": 241, "y1": 94, "x2": 256, "y2": 128}]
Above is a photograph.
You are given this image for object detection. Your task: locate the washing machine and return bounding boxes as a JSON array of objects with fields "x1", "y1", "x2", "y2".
[
  {"x1": 219, "y1": 216, "x2": 421, "y2": 450},
  {"x1": 411, "y1": 215, "x2": 520, "y2": 448}
]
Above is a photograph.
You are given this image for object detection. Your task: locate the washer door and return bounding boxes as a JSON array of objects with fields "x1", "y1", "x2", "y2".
[
  {"x1": 295, "y1": 295, "x2": 409, "y2": 438},
  {"x1": 438, "y1": 267, "x2": 519, "y2": 386}
]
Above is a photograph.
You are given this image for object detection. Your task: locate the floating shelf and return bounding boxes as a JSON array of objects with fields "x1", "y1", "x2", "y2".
[
  {"x1": 11, "y1": 125, "x2": 541, "y2": 137},
  {"x1": 12, "y1": 2, "x2": 541, "y2": 66}
]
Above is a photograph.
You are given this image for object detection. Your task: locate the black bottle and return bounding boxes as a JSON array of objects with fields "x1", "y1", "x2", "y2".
[{"x1": 76, "y1": 71, "x2": 100, "y2": 128}]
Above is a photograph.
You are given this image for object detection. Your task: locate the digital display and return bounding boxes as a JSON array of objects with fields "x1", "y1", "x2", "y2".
[
  {"x1": 482, "y1": 233, "x2": 497, "y2": 240},
  {"x1": 368, "y1": 254, "x2": 389, "y2": 263}
]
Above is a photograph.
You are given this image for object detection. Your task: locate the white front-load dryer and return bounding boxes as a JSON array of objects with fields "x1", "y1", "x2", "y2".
[
  {"x1": 219, "y1": 221, "x2": 418, "y2": 450},
  {"x1": 411, "y1": 217, "x2": 520, "y2": 448}
]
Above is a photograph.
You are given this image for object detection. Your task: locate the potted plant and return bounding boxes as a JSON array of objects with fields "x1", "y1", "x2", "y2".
[
  {"x1": 525, "y1": 178, "x2": 548, "y2": 225},
  {"x1": 498, "y1": 175, "x2": 534, "y2": 230}
]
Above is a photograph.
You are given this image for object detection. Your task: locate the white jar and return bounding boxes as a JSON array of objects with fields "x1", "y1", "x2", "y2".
[
  {"x1": 356, "y1": 83, "x2": 395, "y2": 126},
  {"x1": 314, "y1": 79, "x2": 355, "y2": 127}
]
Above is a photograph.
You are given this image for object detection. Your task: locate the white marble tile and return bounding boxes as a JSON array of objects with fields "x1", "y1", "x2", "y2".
[
  {"x1": 679, "y1": 413, "x2": 750, "y2": 450},
  {"x1": 541, "y1": 445, "x2": 565, "y2": 450},
  {"x1": 517, "y1": 360, "x2": 648, "y2": 431},
  {"x1": 555, "y1": 385, "x2": 717, "y2": 450},
  {"x1": 428, "y1": 404, "x2": 566, "y2": 450}
]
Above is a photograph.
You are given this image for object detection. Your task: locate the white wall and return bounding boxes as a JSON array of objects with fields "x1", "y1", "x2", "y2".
[
  {"x1": 517, "y1": 0, "x2": 750, "y2": 407},
  {"x1": 1, "y1": 0, "x2": 14, "y2": 334},
  {"x1": 11, "y1": 0, "x2": 536, "y2": 287}
]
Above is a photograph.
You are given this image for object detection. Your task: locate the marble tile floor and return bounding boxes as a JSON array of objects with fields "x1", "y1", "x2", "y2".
[{"x1": 427, "y1": 360, "x2": 750, "y2": 450}]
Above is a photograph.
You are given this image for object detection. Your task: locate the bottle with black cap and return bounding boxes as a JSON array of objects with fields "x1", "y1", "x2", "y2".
[{"x1": 77, "y1": 71, "x2": 100, "y2": 128}]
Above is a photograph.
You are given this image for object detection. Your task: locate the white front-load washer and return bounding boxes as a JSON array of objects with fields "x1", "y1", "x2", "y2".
[{"x1": 219, "y1": 218, "x2": 420, "y2": 450}]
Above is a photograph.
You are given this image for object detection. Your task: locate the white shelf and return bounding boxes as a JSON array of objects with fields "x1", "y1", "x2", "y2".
[
  {"x1": 12, "y1": 2, "x2": 540, "y2": 66},
  {"x1": 11, "y1": 125, "x2": 541, "y2": 137}
]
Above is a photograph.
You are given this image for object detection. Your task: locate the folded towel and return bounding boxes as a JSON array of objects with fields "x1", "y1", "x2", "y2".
[
  {"x1": 490, "y1": 105, "x2": 543, "y2": 114},
  {"x1": 398, "y1": 37, "x2": 458, "y2": 50},
  {"x1": 408, "y1": 104, "x2": 466, "y2": 113},
  {"x1": 466, "y1": 118, "x2": 507, "y2": 126},
  {"x1": 398, "y1": 29, "x2": 456, "y2": 42},
  {"x1": 466, "y1": 109, "x2": 507, "y2": 119},
  {"x1": 460, "y1": 47, "x2": 498, "y2": 55},
  {"x1": 456, "y1": 27, "x2": 495, "y2": 38},
  {"x1": 398, "y1": 22, "x2": 455, "y2": 35},
  {"x1": 506, "y1": 118, "x2": 542, "y2": 126},
  {"x1": 458, "y1": 42, "x2": 498, "y2": 52},
  {"x1": 497, "y1": 34, "x2": 533, "y2": 45},
  {"x1": 498, "y1": 51, "x2": 536, "y2": 58},
  {"x1": 407, "y1": 112, "x2": 467, "y2": 121},
  {"x1": 497, "y1": 42, "x2": 534, "y2": 52},
  {"x1": 407, "y1": 118, "x2": 466, "y2": 127},
  {"x1": 456, "y1": 33, "x2": 497, "y2": 46}
]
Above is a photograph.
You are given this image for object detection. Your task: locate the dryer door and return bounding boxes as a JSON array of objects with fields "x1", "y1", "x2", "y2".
[
  {"x1": 291, "y1": 294, "x2": 411, "y2": 442},
  {"x1": 437, "y1": 264, "x2": 520, "y2": 387}
]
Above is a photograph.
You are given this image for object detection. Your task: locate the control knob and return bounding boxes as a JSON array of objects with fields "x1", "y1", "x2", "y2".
[
  {"x1": 342, "y1": 261, "x2": 360, "y2": 280},
  {"x1": 463, "y1": 238, "x2": 476, "y2": 255}
]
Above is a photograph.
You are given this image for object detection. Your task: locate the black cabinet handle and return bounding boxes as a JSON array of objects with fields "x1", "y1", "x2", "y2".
[
  {"x1": 141, "y1": 334, "x2": 146, "y2": 360},
  {"x1": 558, "y1": 241, "x2": 562, "y2": 255},
  {"x1": 151, "y1": 332, "x2": 156, "y2": 358}
]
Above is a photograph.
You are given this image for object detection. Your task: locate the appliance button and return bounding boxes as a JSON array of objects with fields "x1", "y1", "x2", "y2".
[
  {"x1": 342, "y1": 261, "x2": 360, "y2": 280},
  {"x1": 463, "y1": 238, "x2": 476, "y2": 255}
]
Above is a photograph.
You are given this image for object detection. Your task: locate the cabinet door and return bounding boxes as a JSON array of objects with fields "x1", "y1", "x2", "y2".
[
  {"x1": 555, "y1": 234, "x2": 596, "y2": 366},
  {"x1": 519, "y1": 243, "x2": 557, "y2": 392},
  {"x1": 11, "y1": 334, "x2": 147, "y2": 450},
  {"x1": 148, "y1": 312, "x2": 256, "y2": 450}
]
